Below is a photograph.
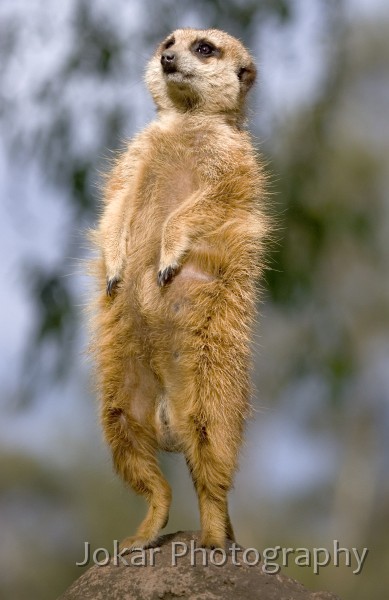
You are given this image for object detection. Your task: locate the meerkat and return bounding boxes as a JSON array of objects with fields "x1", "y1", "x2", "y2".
[{"x1": 91, "y1": 28, "x2": 269, "y2": 551}]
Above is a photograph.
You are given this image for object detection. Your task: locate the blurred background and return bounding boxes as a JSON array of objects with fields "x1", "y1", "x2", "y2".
[{"x1": 0, "y1": 0, "x2": 388, "y2": 598}]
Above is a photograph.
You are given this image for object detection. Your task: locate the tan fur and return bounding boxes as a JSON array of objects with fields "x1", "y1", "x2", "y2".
[{"x1": 90, "y1": 28, "x2": 269, "y2": 550}]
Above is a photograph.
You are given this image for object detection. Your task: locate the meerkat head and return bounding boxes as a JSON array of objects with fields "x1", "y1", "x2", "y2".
[{"x1": 145, "y1": 28, "x2": 256, "y2": 123}]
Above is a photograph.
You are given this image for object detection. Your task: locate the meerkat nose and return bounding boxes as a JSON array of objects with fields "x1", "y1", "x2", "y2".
[{"x1": 161, "y1": 51, "x2": 177, "y2": 73}]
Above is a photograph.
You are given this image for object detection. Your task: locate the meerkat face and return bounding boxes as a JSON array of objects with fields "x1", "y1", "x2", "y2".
[{"x1": 145, "y1": 28, "x2": 256, "y2": 117}]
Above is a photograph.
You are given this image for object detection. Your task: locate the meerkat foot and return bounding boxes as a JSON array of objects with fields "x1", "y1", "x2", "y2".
[
  {"x1": 157, "y1": 263, "x2": 179, "y2": 287},
  {"x1": 199, "y1": 534, "x2": 226, "y2": 550},
  {"x1": 119, "y1": 535, "x2": 160, "y2": 553},
  {"x1": 106, "y1": 275, "x2": 121, "y2": 296}
]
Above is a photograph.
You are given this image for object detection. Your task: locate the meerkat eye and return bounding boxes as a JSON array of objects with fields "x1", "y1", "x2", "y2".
[
  {"x1": 164, "y1": 37, "x2": 175, "y2": 50},
  {"x1": 196, "y1": 42, "x2": 216, "y2": 56}
]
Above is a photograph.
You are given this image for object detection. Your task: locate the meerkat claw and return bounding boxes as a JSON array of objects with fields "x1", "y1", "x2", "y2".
[
  {"x1": 157, "y1": 264, "x2": 178, "y2": 287},
  {"x1": 106, "y1": 276, "x2": 120, "y2": 296}
]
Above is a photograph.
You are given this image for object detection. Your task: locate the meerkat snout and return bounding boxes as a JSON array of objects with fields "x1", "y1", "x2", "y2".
[{"x1": 161, "y1": 50, "x2": 177, "y2": 74}]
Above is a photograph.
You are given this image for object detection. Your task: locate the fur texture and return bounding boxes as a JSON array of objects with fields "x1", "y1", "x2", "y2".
[{"x1": 90, "y1": 28, "x2": 269, "y2": 550}]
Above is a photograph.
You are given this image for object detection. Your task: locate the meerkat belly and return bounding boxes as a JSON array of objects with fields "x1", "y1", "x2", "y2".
[
  {"x1": 174, "y1": 262, "x2": 216, "y2": 283},
  {"x1": 176, "y1": 240, "x2": 221, "y2": 283}
]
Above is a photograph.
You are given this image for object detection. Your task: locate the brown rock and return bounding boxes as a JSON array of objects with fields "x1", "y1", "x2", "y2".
[{"x1": 59, "y1": 531, "x2": 340, "y2": 600}]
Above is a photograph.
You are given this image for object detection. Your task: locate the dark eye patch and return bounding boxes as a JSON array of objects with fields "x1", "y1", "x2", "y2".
[
  {"x1": 191, "y1": 39, "x2": 220, "y2": 58},
  {"x1": 196, "y1": 42, "x2": 215, "y2": 56},
  {"x1": 164, "y1": 37, "x2": 175, "y2": 50}
]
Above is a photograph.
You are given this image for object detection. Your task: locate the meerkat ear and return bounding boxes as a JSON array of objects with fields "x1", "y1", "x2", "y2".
[{"x1": 237, "y1": 63, "x2": 256, "y2": 89}]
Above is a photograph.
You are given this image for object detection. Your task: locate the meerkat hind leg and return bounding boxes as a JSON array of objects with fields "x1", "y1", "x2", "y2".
[
  {"x1": 117, "y1": 442, "x2": 172, "y2": 552},
  {"x1": 225, "y1": 512, "x2": 235, "y2": 543},
  {"x1": 184, "y1": 421, "x2": 239, "y2": 549},
  {"x1": 102, "y1": 376, "x2": 171, "y2": 551},
  {"x1": 186, "y1": 453, "x2": 235, "y2": 548}
]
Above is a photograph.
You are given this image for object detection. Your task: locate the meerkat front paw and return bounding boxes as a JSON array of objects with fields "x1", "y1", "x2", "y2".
[
  {"x1": 106, "y1": 275, "x2": 121, "y2": 296},
  {"x1": 157, "y1": 262, "x2": 180, "y2": 287}
]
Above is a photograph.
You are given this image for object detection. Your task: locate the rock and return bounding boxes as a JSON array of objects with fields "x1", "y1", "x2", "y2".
[{"x1": 59, "y1": 530, "x2": 340, "y2": 600}]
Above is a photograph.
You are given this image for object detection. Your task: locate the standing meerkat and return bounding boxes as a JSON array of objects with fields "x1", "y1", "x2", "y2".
[{"x1": 91, "y1": 28, "x2": 269, "y2": 550}]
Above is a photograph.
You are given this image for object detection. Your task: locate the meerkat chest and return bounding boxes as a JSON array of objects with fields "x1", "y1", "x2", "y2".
[
  {"x1": 147, "y1": 140, "x2": 200, "y2": 215},
  {"x1": 137, "y1": 123, "x2": 224, "y2": 217},
  {"x1": 161, "y1": 162, "x2": 197, "y2": 215}
]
